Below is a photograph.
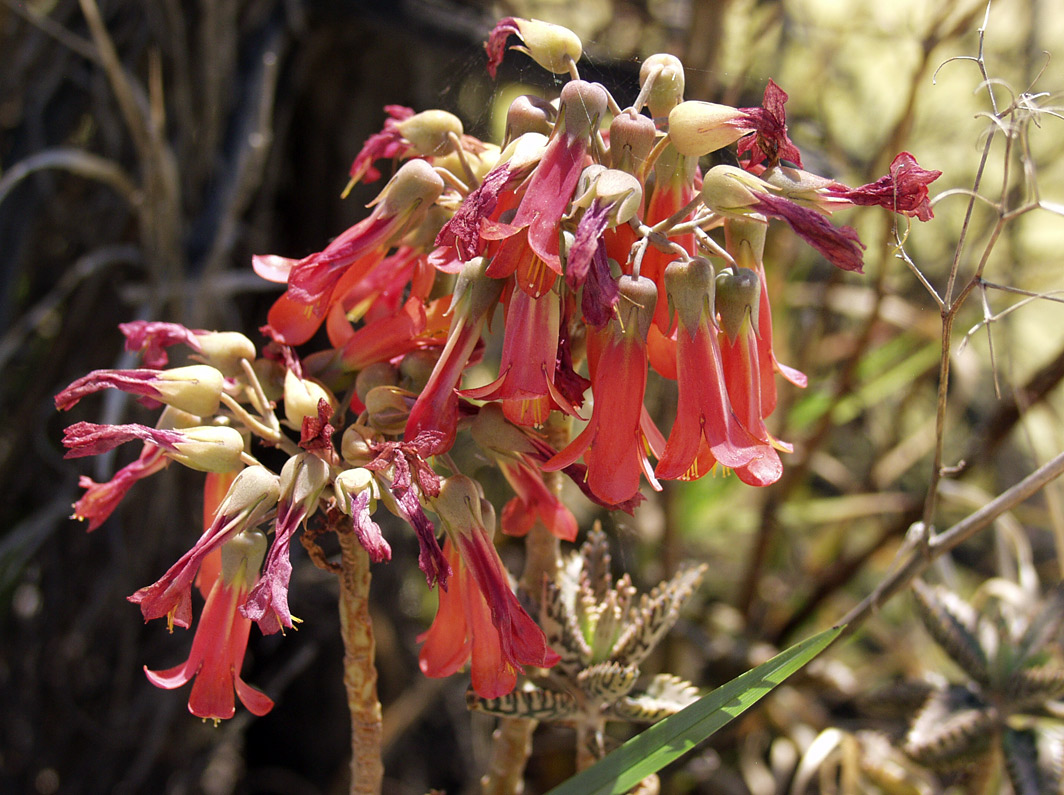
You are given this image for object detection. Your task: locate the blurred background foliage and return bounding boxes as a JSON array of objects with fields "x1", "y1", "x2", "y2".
[{"x1": 2, "y1": 0, "x2": 1064, "y2": 793}]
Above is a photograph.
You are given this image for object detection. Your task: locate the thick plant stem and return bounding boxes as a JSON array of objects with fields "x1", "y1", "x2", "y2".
[
  {"x1": 481, "y1": 717, "x2": 536, "y2": 795},
  {"x1": 337, "y1": 528, "x2": 384, "y2": 795}
]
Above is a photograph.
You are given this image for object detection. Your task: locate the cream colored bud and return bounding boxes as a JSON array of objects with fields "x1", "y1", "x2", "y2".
[
  {"x1": 715, "y1": 267, "x2": 761, "y2": 341},
  {"x1": 595, "y1": 169, "x2": 643, "y2": 225},
  {"x1": 664, "y1": 257, "x2": 715, "y2": 332},
  {"x1": 668, "y1": 101, "x2": 747, "y2": 158},
  {"x1": 364, "y1": 386, "x2": 414, "y2": 436},
  {"x1": 513, "y1": 18, "x2": 582, "y2": 75},
  {"x1": 220, "y1": 529, "x2": 269, "y2": 586},
  {"x1": 278, "y1": 453, "x2": 331, "y2": 515},
  {"x1": 700, "y1": 165, "x2": 764, "y2": 214},
  {"x1": 560, "y1": 80, "x2": 608, "y2": 138},
  {"x1": 505, "y1": 95, "x2": 556, "y2": 142},
  {"x1": 169, "y1": 426, "x2": 246, "y2": 472},
  {"x1": 283, "y1": 369, "x2": 337, "y2": 429},
  {"x1": 616, "y1": 275, "x2": 658, "y2": 341},
  {"x1": 154, "y1": 365, "x2": 224, "y2": 416},
  {"x1": 608, "y1": 111, "x2": 657, "y2": 172},
  {"x1": 641, "y1": 54, "x2": 686, "y2": 118},
  {"x1": 396, "y1": 109, "x2": 464, "y2": 157},
  {"x1": 377, "y1": 159, "x2": 446, "y2": 217},
  {"x1": 341, "y1": 423, "x2": 377, "y2": 467},
  {"x1": 334, "y1": 468, "x2": 379, "y2": 513},
  {"x1": 195, "y1": 332, "x2": 256, "y2": 377},
  {"x1": 218, "y1": 465, "x2": 281, "y2": 524}
]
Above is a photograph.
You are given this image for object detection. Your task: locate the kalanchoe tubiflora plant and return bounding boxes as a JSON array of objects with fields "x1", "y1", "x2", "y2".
[
  {"x1": 897, "y1": 578, "x2": 1064, "y2": 793},
  {"x1": 55, "y1": 15, "x2": 940, "y2": 793}
]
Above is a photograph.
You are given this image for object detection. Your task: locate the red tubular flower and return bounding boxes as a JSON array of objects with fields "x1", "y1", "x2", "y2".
[
  {"x1": 484, "y1": 81, "x2": 607, "y2": 285},
  {"x1": 655, "y1": 258, "x2": 781, "y2": 486},
  {"x1": 419, "y1": 476, "x2": 559, "y2": 699},
  {"x1": 405, "y1": 258, "x2": 504, "y2": 455},
  {"x1": 716, "y1": 268, "x2": 793, "y2": 461},
  {"x1": 544, "y1": 275, "x2": 663, "y2": 506},
  {"x1": 461, "y1": 287, "x2": 579, "y2": 426},
  {"x1": 129, "y1": 466, "x2": 280, "y2": 629},
  {"x1": 723, "y1": 217, "x2": 807, "y2": 421},
  {"x1": 72, "y1": 443, "x2": 169, "y2": 532},
  {"x1": 254, "y1": 160, "x2": 445, "y2": 340},
  {"x1": 241, "y1": 454, "x2": 330, "y2": 635},
  {"x1": 145, "y1": 529, "x2": 274, "y2": 721}
]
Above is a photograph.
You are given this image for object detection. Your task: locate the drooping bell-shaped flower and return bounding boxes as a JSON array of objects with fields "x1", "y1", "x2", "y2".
[
  {"x1": 419, "y1": 475, "x2": 559, "y2": 698},
  {"x1": 544, "y1": 275, "x2": 664, "y2": 506},
  {"x1": 145, "y1": 529, "x2": 274, "y2": 721},
  {"x1": 723, "y1": 216, "x2": 807, "y2": 418},
  {"x1": 655, "y1": 257, "x2": 781, "y2": 486},
  {"x1": 405, "y1": 257, "x2": 504, "y2": 454},
  {"x1": 254, "y1": 159, "x2": 445, "y2": 343},
  {"x1": 716, "y1": 268, "x2": 793, "y2": 458},
  {"x1": 460, "y1": 284, "x2": 580, "y2": 426},
  {"x1": 241, "y1": 453, "x2": 330, "y2": 635},
  {"x1": 484, "y1": 80, "x2": 608, "y2": 289}
]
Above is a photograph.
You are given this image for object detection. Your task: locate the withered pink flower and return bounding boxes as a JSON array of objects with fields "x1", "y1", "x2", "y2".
[
  {"x1": 72, "y1": 443, "x2": 169, "y2": 532},
  {"x1": 827, "y1": 151, "x2": 942, "y2": 221}
]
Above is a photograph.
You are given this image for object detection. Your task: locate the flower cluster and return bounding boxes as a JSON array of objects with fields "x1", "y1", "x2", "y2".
[{"x1": 56, "y1": 17, "x2": 939, "y2": 718}]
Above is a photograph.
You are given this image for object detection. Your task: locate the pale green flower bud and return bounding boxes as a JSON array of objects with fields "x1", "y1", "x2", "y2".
[
  {"x1": 283, "y1": 369, "x2": 337, "y2": 429},
  {"x1": 194, "y1": 332, "x2": 256, "y2": 377},
  {"x1": 168, "y1": 425, "x2": 246, "y2": 472},
  {"x1": 641, "y1": 54, "x2": 685, "y2": 118},
  {"x1": 153, "y1": 365, "x2": 224, "y2": 416},
  {"x1": 668, "y1": 101, "x2": 746, "y2": 158},
  {"x1": 396, "y1": 109, "x2": 463, "y2": 157},
  {"x1": 511, "y1": 18, "x2": 582, "y2": 76},
  {"x1": 715, "y1": 267, "x2": 761, "y2": 342}
]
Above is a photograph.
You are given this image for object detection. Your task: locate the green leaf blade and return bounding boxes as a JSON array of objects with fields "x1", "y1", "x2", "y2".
[{"x1": 545, "y1": 625, "x2": 843, "y2": 795}]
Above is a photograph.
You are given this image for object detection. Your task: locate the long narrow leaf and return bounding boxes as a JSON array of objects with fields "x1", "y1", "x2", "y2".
[{"x1": 546, "y1": 625, "x2": 843, "y2": 795}]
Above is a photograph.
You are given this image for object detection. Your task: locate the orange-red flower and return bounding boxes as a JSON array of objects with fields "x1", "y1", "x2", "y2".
[
  {"x1": 544, "y1": 276, "x2": 664, "y2": 506},
  {"x1": 419, "y1": 476, "x2": 559, "y2": 698},
  {"x1": 145, "y1": 529, "x2": 274, "y2": 721}
]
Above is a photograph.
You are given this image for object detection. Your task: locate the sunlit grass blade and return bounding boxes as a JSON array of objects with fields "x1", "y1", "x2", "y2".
[{"x1": 545, "y1": 625, "x2": 843, "y2": 795}]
